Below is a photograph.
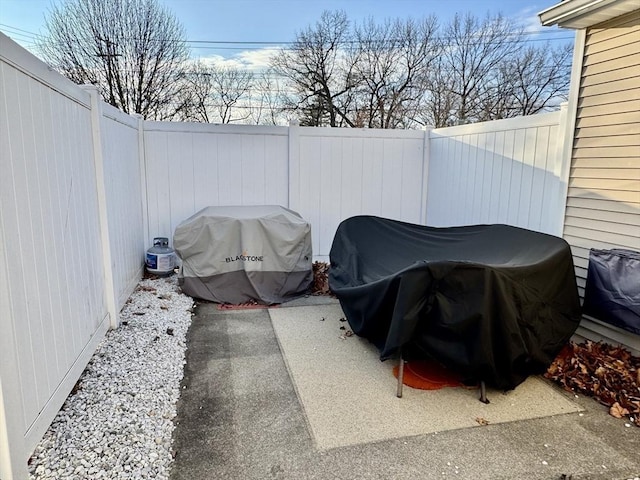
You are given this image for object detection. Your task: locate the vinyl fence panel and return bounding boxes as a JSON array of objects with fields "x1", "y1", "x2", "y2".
[
  {"x1": 100, "y1": 103, "x2": 145, "y2": 308},
  {"x1": 143, "y1": 122, "x2": 289, "y2": 245},
  {"x1": 427, "y1": 110, "x2": 566, "y2": 236},
  {"x1": 0, "y1": 36, "x2": 109, "y2": 478},
  {"x1": 290, "y1": 127, "x2": 428, "y2": 260}
]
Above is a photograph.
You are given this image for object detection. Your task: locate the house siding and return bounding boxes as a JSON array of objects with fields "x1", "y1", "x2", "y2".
[{"x1": 564, "y1": 10, "x2": 640, "y2": 350}]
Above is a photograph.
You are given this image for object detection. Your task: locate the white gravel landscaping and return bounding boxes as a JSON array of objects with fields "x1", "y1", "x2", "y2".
[{"x1": 28, "y1": 275, "x2": 193, "y2": 480}]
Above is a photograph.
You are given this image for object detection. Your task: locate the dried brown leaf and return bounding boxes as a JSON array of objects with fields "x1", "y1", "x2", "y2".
[{"x1": 610, "y1": 402, "x2": 629, "y2": 419}]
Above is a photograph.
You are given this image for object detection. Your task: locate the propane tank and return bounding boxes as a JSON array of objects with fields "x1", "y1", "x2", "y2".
[{"x1": 145, "y1": 237, "x2": 177, "y2": 276}]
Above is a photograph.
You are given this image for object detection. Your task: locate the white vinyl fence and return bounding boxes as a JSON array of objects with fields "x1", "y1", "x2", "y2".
[
  {"x1": 427, "y1": 107, "x2": 569, "y2": 236},
  {"x1": 99, "y1": 103, "x2": 146, "y2": 307},
  {"x1": 143, "y1": 123, "x2": 429, "y2": 260},
  {"x1": 143, "y1": 113, "x2": 567, "y2": 260},
  {"x1": 143, "y1": 122, "x2": 289, "y2": 250},
  {"x1": 1, "y1": 33, "x2": 571, "y2": 480},
  {"x1": 0, "y1": 35, "x2": 144, "y2": 480},
  {"x1": 291, "y1": 126, "x2": 428, "y2": 258}
]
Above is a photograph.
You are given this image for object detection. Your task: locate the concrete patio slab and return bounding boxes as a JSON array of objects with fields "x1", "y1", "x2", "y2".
[
  {"x1": 170, "y1": 298, "x2": 640, "y2": 480},
  {"x1": 270, "y1": 303, "x2": 583, "y2": 450}
]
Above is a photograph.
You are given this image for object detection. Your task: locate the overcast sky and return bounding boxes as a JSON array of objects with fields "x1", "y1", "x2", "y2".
[{"x1": 0, "y1": 0, "x2": 573, "y2": 69}]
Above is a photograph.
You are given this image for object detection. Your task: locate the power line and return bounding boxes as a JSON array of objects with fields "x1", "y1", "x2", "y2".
[
  {"x1": 0, "y1": 23, "x2": 44, "y2": 36},
  {"x1": 0, "y1": 22, "x2": 573, "y2": 49}
]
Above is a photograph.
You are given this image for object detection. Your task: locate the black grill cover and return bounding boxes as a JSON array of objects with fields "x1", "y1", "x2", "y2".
[
  {"x1": 583, "y1": 249, "x2": 640, "y2": 335},
  {"x1": 328, "y1": 216, "x2": 581, "y2": 390}
]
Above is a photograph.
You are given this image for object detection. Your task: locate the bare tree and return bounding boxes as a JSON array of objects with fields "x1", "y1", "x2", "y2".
[
  {"x1": 173, "y1": 62, "x2": 212, "y2": 122},
  {"x1": 497, "y1": 43, "x2": 572, "y2": 116},
  {"x1": 271, "y1": 11, "x2": 442, "y2": 128},
  {"x1": 437, "y1": 13, "x2": 525, "y2": 125},
  {"x1": 38, "y1": 0, "x2": 189, "y2": 120},
  {"x1": 173, "y1": 62, "x2": 255, "y2": 124},
  {"x1": 271, "y1": 10, "x2": 358, "y2": 127},
  {"x1": 210, "y1": 66, "x2": 254, "y2": 123},
  {"x1": 419, "y1": 15, "x2": 571, "y2": 127},
  {"x1": 249, "y1": 71, "x2": 289, "y2": 125},
  {"x1": 351, "y1": 16, "x2": 440, "y2": 128},
  {"x1": 421, "y1": 56, "x2": 458, "y2": 127}
]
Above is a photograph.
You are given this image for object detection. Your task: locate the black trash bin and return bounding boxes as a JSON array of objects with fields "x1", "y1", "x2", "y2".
[{"x1": 583, "y1": 248, "x2": 640, "y2": 335}]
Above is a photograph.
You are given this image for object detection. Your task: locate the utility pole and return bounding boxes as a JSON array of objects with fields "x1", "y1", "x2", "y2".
[{"x1": 96, "y1": 36, "x2": 121, "y2": 107}]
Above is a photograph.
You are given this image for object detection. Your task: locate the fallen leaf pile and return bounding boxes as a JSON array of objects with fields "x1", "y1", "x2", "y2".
[
  {"x1": 545, "y1": 341, "x2": 640, "y2": 426},
  {"x1": 312, "y1": 261, "x2": 334, "y2": 296}
]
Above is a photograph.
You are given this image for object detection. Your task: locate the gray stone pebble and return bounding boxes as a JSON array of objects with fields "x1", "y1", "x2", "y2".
[{"x1": 28, "y1": 276, "x2": 193, "y2": 480}]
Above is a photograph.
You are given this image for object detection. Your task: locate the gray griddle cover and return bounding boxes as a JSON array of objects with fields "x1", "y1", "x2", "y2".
[
  {"x1": 174, "y1": 205, "x2": 312, "y2": 304},
  {"x1": 329, "y1": 216, "x2": 582, "y2": 390}
]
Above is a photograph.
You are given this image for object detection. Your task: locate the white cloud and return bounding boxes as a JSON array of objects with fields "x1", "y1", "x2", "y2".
[
  {"x1": 513, "y1": 6, "x2": 546, "y2": 34},
  {"x1": 193, "y1": 47, "x2": 283, "y2": 72},
  {"x1": 236, "y1": 47, "x2": 283, "y2": 70}
]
